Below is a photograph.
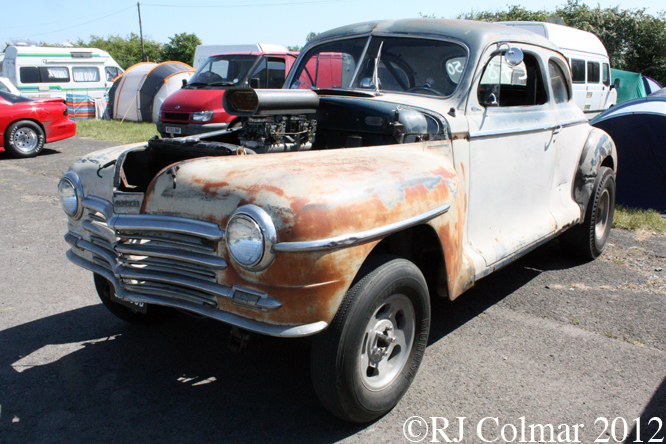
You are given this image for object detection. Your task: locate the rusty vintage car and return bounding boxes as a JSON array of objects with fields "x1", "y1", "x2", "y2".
[{"x1": 58, "y1": 19, "x2": 617, "y2": 422}]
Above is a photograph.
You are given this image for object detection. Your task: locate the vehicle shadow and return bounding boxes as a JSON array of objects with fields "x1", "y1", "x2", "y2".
[
  {"x1": 0, "y1": 147, "x2": 61, "y2": 161},
  {"x1": 0, "y1": 240, "x2": 586, "y2": 444},
  {"x1": 429, "y1": 239, "x2": 585, "y2": 343},
  {"x1": 626, "y1": 376, "x2": 666, "y2": 442}
]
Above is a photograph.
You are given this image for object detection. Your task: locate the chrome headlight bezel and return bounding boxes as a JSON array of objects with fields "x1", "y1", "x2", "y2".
[
  {"x1": 191, "y1": 110, "x2": 214, "y2": 122},
  {"x1": 58, "y1": 171, "x2": 83, "y2": 219},
  {"x1": 226, "y1": 205, "x2": 277, "y2": 271}
]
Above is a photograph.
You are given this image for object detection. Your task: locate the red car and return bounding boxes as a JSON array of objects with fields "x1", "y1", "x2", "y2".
[{"x1": 0, "y1": 91, "x2": 76, "y2": 158}]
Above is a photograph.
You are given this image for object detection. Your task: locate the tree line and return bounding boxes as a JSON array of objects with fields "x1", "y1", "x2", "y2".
[{"x1": 455, "y1": 0, "x2": 666, "y2": 86}]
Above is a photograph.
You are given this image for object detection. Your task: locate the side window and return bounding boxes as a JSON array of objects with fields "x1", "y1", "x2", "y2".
[
  {"x1": 587, "y1": 61, "x2": 600, "y2": 83},
  {"x1": 478, "y1": 51, "x2": 547, "y2": 107},
  {"x1": 295, "y1": 52, "x2": 348, "y2": 89},
  {"x1": 549, "y1": 60, "x2": 570, "y2": 104},
  {"x1": 105, "y1": 67, "x2": 121, "y2": 81},
  {"x1": 20, "y1": 67, "x2": 40, "y2": 83},
  {"x1": 266, "y1": 57, "x2": 286, "y2": 88},
  {"x1": 72, "y1": 67, "x2": 100, "y2": 82},
  {"x1": 571, "y1": 59, "x2": 585, "y2": 83},
  {"x1": 40, "y1": 67, "x2": 70, "y2": 83},
  {"x1": 602, "y1": 63, "x2": 610, "y2": 86},
  {"x1": 249, "y1": 57, "x2": 268, "y2": 88}
]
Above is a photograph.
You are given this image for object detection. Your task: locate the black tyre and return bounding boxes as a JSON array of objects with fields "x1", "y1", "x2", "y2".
[
  {"x1": 94, "y1": 273, "x2": 173, "y2": 324},
  {"x1": 561, "y1": 166, "x2": 615, "y2": 260},
  {"x1": 311, "y1": 256, "x2": 431, "y2": 423},
  {"x1": 4, "y1": 120, "x2": 44, "y2": 158}
]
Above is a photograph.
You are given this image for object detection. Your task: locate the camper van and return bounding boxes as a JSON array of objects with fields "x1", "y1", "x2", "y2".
[
  {"x1": 2, "y1": 46, "x2": 124, "y2": 99},
  {"x1": 502, "y1": 22, "x2": 617, "y2": 117}
]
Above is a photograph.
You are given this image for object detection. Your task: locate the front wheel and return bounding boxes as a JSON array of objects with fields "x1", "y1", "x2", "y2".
[
  {"x1": 311, "y1": 256, "x2": 430, "y2": 423},
  {"x1": 93, "y1": 273, "x2": 173, "y2": 324},
  {"x1": 561, "y1": 166, "x2": 616, "y2": 260}
]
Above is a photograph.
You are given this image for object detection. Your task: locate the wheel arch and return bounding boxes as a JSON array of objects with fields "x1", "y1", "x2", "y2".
[
  {"x1": 6, "y1": 118, "x2": 46, "y2": 139},
  {"x1": 359, "y1": 223, "x2": 448, "y2": 300},
  {"x1": 572, "y1": 127, "x2": 617, "y2": 215}
]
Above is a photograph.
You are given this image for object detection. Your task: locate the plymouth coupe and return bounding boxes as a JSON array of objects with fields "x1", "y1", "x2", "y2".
[{"x1": 59, "y1": 19, "x2": 617, "y2": 422}]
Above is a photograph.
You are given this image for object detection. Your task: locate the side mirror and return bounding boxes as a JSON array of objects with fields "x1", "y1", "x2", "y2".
[
  {"x1": 505, "y1": 47, "x2": 524, "y2": 67},
  {"x1": 182, "y1": 78, "x2": 187, "y2": 88},
  {"x1": 250, "y1": 77, "x2": 261, "y2": 89},
  {"x1": 611, "y1": 78, "x2": 620, "y2": 89}
]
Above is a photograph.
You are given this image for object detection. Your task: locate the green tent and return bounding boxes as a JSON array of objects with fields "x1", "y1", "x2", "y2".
[{"x1": 611, "y1": 69, "x2": 647, "y2": 104}]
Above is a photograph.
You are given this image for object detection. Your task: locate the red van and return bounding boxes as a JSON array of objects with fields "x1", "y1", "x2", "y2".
[{"x1": 157, "y1": 49, "x2": 298, "y2": 137}]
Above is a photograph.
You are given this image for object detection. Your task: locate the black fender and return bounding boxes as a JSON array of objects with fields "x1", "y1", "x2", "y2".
[{"x1": 573, "y1": 128, "x2": 617, "y2": 215}]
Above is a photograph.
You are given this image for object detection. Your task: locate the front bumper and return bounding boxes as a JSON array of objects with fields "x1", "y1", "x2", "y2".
[
  {"x1": 156, "y1": 121, "x2": 230, "y2": 137},
  {"x1": 65, "y1": 196, "x2": 328, "y2": 338}
]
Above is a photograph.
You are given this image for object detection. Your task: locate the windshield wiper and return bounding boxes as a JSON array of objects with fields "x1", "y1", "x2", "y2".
[
  {"x1": 372, "y1": 41, "x2": 384, "y2": 96},
  {"x1": 185, "y1": 82, "x2": 208, "y2": 88},
  {"x1": 208, "y1": 81, "x2": 237, "y2": 86}
]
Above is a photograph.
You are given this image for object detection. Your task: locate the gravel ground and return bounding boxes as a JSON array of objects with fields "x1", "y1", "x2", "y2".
[{"x1": 0, "y1": 137, "x2": 664, "y2": 444}]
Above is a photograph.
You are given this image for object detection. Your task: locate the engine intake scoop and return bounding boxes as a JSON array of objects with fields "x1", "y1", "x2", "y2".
[{"x1": 223, "y1": 88, "x2": 320, "y2": 117}]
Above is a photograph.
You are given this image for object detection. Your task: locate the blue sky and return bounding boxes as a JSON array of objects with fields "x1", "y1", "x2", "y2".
[{"x1": 2, "y1": 0, "x2": 664, "y2": 50}]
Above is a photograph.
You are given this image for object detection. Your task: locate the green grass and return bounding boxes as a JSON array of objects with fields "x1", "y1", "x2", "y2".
[
  {"x1": 612, "y1": 206, "x2": 666, "y2": 233},
  {"x1": 76, "y1": 119, "x2": 159, "y2": 144}
]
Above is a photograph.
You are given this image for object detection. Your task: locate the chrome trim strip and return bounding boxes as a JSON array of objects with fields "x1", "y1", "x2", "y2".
[
  {"x1": 469, "y1": 119, "x2": 587, "y2": 139},
  {"x1": 115, "y1": 243, "x2": 228, "y2": 270},
  {"x1": 82, "y1": 220, "x2": 117, "y2": 244},
  {"x1": 275, "y1": 204, "x2": 451, "y2": 252},
  {"x1": 109, "y1": 214, "x2": 225, "y2": 241},
  {"x1": 67, "y1": 250, "x2": 323, "y2": 337},
  {"x1": 82, "y1": 196, "x2": 114, "y2": 221}
]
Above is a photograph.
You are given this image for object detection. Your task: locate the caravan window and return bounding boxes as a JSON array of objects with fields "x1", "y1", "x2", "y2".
[
  {"x1": 73, "y1": 67, "x2": 100, "y2": 82},
  {"x1": 105, "y1": 67, "x2": 122, "y2": 81},
  {"x1": 602, "y1": 63, "x2": 610, "y2": 86},
  {"x1": 570, "y1": 59, "x2": 585, "y2": 83},
  {"x1": 20, "y1": 66, "x2": 70, "y2": 83},
  {"x1": 587, "y1": 61, "x2": 600, "y2": 83}
]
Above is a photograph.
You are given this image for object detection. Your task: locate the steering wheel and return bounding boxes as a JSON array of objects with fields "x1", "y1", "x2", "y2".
[
  {"x1": 198, "y1": 71, "x2": 223, "y2": 83},
  {"x1": 407, "y1": 85, "x2": 443, "y2": 96}
]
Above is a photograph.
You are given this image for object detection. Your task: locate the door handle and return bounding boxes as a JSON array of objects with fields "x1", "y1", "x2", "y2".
[{"x1": 552, "y1": 125, "x2": 562, "y2": 135}]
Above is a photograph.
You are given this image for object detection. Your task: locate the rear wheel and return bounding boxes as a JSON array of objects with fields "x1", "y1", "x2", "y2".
[
  {"x1": 4, "y1": 120, "x2": 44, "y2": 158},
  {"x1": 93, "y1": 273, "x2": 173, "y2": 324},
  {"x1": 561, "y1": 166, "x2": 616, "y2": 260},
  {"x1": 311, "y1": 256, "x2": 430, "y2": 423}
]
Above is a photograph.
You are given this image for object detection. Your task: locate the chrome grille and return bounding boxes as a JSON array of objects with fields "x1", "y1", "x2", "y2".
[{"x1": 78, "y1": 202, "x2": 229, "y2": 303}]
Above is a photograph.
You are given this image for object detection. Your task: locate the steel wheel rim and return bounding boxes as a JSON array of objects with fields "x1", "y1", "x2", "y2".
[
  {"x1": 13, "y1": 128, "x2": 38, "y2": 153},
  {"x1": 359, "y1": 293, "x2": 415, "y2": 391},
  {"x1": 595, "y1": 189, "x2": 610, "y2": 240}
]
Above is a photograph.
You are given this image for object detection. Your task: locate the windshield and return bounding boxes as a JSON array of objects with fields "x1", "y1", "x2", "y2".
[
  {"x1": 188, "y1": 54, "x2": 259, "y2": 87},
  {"x1": 289, "y1": 36, "x2": 468, "y2": 97}
]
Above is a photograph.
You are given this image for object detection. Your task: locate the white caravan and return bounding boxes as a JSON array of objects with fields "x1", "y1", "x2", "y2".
[
  {"x1": 2, "y1": 46, "x2": 124, "y2": 99},
  {"x1": 502, "y1": 22, "x2": 617, "y2": 117}
]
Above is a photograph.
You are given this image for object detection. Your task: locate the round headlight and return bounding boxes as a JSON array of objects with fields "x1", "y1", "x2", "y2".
[
  {"x1": 226, "y1": 205, "x2": 277, "y2": 271},
  {"x1": 58, "y1": 172, "x2": 83, "y2": 219}
]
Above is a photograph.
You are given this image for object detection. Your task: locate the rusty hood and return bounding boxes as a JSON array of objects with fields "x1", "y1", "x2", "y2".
[{"x1": 142, "y1": 142, "x2": 458, "y2": 243}]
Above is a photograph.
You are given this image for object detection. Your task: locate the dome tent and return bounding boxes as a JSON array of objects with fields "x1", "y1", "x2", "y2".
[{"x1": 108, "y1": 61, "x2": 194, "y2": 122}]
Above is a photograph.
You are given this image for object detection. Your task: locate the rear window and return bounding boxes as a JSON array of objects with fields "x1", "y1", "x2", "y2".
[{"x1": 0, "y1": 90, "x2": 33, "y2": 103}]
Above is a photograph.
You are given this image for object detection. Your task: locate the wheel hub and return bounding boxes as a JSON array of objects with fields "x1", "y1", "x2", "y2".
[
  {"x1": 14, "y1": 128, "x2": 38, "y2": 152},
  {"x1": 367, "y1": 321, "x2": 395, "y2": 366}
]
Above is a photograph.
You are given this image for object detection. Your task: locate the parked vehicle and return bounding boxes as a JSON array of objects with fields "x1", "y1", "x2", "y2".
[
  {"x1": 502, "y1": 21, "x2": 617, "y2": 117},
  {"x1": 191, "y1": 43, "x2": 288, "y2": 70},
  {"x1": 0, "y1": 91, "x2": 76, "y2": 157},
  {"x1": 157, "y1": 46, "x2": 298, "y2": 138},
  {"x1": 59, "y1": 19, "x2": 617, "y2": 422},
  {"x1": 2, "y1": 46, "x2": 123, "y2": 99},
  {"x1": 0, "y1": 77, "x2": 20, "y2": 95}
]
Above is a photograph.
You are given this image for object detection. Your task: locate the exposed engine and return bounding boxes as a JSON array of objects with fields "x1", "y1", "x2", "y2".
[{"x1": 238, "y1": 115, "x2": 317, "y2": 153}]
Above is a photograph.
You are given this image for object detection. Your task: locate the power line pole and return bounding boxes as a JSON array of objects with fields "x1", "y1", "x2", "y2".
[{"x1": 137, "y1": 2, "x2": 146, "y2": 62}]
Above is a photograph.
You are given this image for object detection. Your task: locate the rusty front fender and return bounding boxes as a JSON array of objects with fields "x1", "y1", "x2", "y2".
[{"x1": 142, "y1": 141, "x2": 461, "y2": 326}]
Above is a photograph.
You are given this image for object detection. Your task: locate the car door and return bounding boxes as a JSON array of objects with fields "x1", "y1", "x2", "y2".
[{"x1": 466, "y1": 45, "x2": 558, "y2": 267}]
